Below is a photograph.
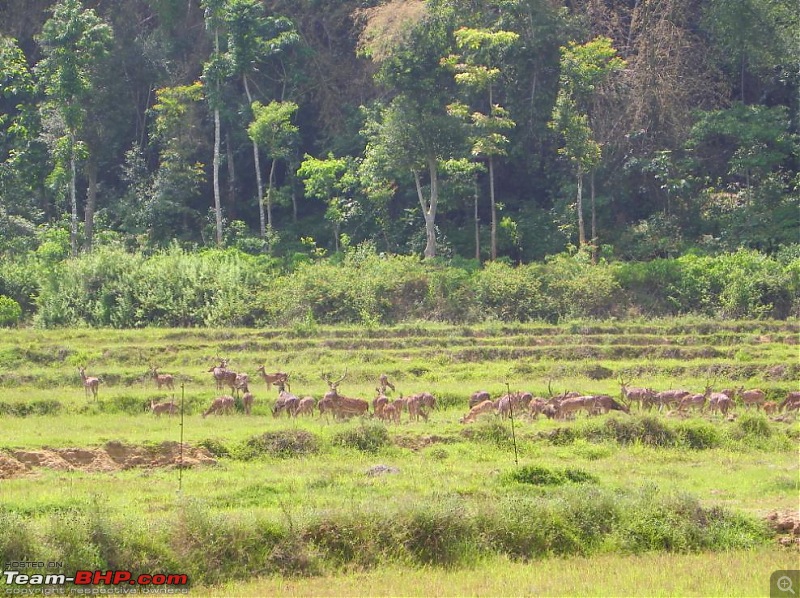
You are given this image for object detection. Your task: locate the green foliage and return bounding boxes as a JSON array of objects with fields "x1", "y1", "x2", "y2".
[
  {"x1": 0, "y1": 295, "x2": 22, "y2": 326},
  {"x1": 503, "y1": 464, "x2": 598, "y2": 486},
  {"x1": 233, "y1": 430, "x2": 320, "y2": 460},
  {"x1": 734, "y1": 412, "x2": 772, "y2": 439},
  {"x1": 332, "y1": 423, "x2": 390, "y2": 453}
]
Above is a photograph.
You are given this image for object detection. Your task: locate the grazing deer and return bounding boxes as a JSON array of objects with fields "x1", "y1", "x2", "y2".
[
  {"x1": 150, "y1": 398, "x2": 177, "y2": 417},
  {"x1": 556, "y1": 396, "x2": 595, "y2": 420},
  {"x1": 763, "y1": 401, "x2": 778, "y2": 416},
  {"x1": 406, "y1": 394, "x2": 429, "y2": 422},
  {"x1": 460, "y1": 399, "x2": 495, "y2": 423},
  {"x1": 469, "y1": 390, "x2": 491, "y2": 408},
  {"x1": 708, "y1": 393, "x2": 733, "y2": 416},
  {"x1": 528, "y1": 397, "x2": 547, "y2": 419},
  {"x1": 151, "y1": 366, "x2": 175, "y2": 391},
  {"x1": 202, "y1": 395, "x2": 234, "y2": 418},
  {"x1": 737, "y1": 387, "x2": 766, "y2": 410},
  {"x1": 294, "y1": 397, "x2": 316, "y2": 417},
  {"x1": 257, "y1": 365, "x2": 290, "y2": 391},
  {"x1": 678, "y1": 393, "x2": 707, "y2": 414},
  {"x1": 780, "y1": 391, "x2": 800, "y2": 412},
  {"x1": 273, "y1": 387, "x2": 300, "y2": 417},
  {"x1": 78, "y1": 366, "x2": 101, "y2": 400},
  {"x1": 592, "y1": 394, "x2": 630, "y2": 415}
]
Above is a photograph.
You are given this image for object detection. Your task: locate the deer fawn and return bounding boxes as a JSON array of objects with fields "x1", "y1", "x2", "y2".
[{"x1": 78, "y1": 366, "x2": 101, "y2": 400}]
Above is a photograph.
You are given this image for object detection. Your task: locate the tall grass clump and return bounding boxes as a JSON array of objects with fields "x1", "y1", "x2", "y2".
[{"x1": 331, "y1": 423, "x2": 390, "y2": 453}]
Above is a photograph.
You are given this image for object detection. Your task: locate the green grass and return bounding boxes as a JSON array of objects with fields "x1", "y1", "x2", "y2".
[
  {"x1": 0, "y1": 320, "x2": 797, "y2": 591},
  {"x1": 200, "y1": 548, "x2": 798, "y2": 597}
]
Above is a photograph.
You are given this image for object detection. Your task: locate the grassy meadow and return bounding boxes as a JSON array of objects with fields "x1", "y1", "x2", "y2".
[{"x1": 0, "y1": 319, "x2": 797, "y2": 595}]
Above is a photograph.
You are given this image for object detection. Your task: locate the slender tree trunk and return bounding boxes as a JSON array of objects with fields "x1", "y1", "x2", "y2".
[
  {"x1": 213, "y1": 105, "x2": 223, "y2": 247},
  {"x1": 590, "y1": 168, "x2": 597, "y2": 264},
  {"x1": 244, "y1": 76, "x2": 266, "y2": 238},
  {"x1": 84, "y1": 158, "x2": 97, "y2": 252},
  {"x1": 413, "y1": 157, "x2": 439, "y2": 259},
  {"x1": 489, "y1": 155, "x2": 497, "y2": 261},
  {"x1": 225, "y1": 130, "x2": 236, "y2": 220},
  {"x1": 69, "y1": 147, "x2": 78, "y2": 258},
  {"x1": 474, "y1": 175, "x2": 480, "y2": 262},
  {"x1": 292, "y1": 189, "x2": 298, "y2": 223},
  {"x1": 576, "y1": 166, "x2": 585, "y2": 247},
  {"x1": 267, "y1": 158, "x2": 276, "y2": 230}
]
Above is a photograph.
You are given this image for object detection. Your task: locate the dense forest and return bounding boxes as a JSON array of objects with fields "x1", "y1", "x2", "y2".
[{"x1": 0, "y1": 0, "x2": 798, "y2": 326}]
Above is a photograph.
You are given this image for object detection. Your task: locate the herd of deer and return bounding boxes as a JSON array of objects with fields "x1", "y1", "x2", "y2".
[{"x1": 77, "y1": 363, "x2": 800, "y2": 422}]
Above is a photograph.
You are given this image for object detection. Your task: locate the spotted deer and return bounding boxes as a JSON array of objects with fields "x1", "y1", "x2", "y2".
[
  {"x1": 78, "y1": 366, "x2": 101, "y2": 400},
  {"x1": 151, "y1": 366, "x2": 175, "y2": 391}
]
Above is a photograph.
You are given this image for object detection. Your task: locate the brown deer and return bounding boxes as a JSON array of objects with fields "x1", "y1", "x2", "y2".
[
  {"x1": 763, "y1": 401, "x2": 778, "y2": 416},
  {"x1": 779, "y1": 391, "x2": 800, "y2": 412},
  {"x1": 737, "y1": 387, "x2": 766, "y2": 410},
  {"x1": 406, "y1": 394, "x2": 429, "y2": 422},
  {"x1": 78, "y1": 366, "x2": 101, "y2": 400},
  {"x1": 241, "y1": 391, "x2": 254, "y2": 415},
  {"x1": 294, "y1": 397, "x2": 316, "y2": 417},
  {"x1": 469, "y1": 390, "x2": 491, "y2": 408},
  {"x1": 592, "y1": 394, "x2": 630, "y2": 415},
  {"x1": 151, "y1": 366, "x2": 175, "y2": 391},
  {"x1": 208, "y1": 360, "x2": 228, "y2": 391},
  {"x1": 653, "y1": 389, "x2": 691, "y2": 412},
  {"x1": 381, "y1": 403, "x2": 400, "y2": 424},
  {"x1": 321, "y1": 371, "x2": 369, "y2": 420},
  {"x1": 257, "y1": 365, "x2": 290, "y2": 391},
  {"x1": 150, "y1": 398, "x2": 177, "y2": 417},
  {"x1": 202, "y1": 395, "x2": 234, "y2": 418},
  {"x1": 378, "y1": 373, "x2": 396, "y2": 394},
  {"x1": 460, "y1": 400, "x2": 495, "y2": 423},
  {"x1": 373, "y1": 392, "x2": 389, "y2": 418},
  {"x1": 273, "y1": 386, "x2": 300, "y2": 417},
  {"x1": 619, "y1": 377, "x2": 655, "y2": 411}
]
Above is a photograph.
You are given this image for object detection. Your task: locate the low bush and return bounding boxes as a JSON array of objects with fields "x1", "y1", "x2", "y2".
[
  {"x1": 331, "y1": 423, "x2": 389, "y2": 453},
  {"x1": 234, "y1": 431, "x2": 321, "y2": 460}
]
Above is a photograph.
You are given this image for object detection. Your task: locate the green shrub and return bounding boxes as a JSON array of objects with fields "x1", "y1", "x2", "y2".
[
  {"x1": 235, "y1": 431, "x2": 321, "y2": 460},
  {"x1": 331, "y1": 423, "x2": 389, "y2": 453},
  {"x1": 674, "y1": 420, "x2": 723, "y2": 449},
  {"x1": 503, "y1": 465, "x2": 598, "y2": 486},
  {"x1": 735, "y1": 412, "x2": 772, "y2": 439},
  {"x1": 401, "y1": 502, "x2": 473, "y2": 566},
  {"x1": 0, "y1": 295, "x2": 22, "y2": 327}
]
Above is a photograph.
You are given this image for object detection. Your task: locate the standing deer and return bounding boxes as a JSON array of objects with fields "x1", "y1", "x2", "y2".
[
  {"x1": 78, "y1": 366, "x2": 101, "y2": 400},
  {"x1": 321, "y1": 370, "x2": 369, "y2": 420},
  {"x1": 469, "y1": 390, "x2": 491, "y2": 408},
  {"x1": 151, "y1": 366, "x2": 175, "y2": 391},
  {"x1": 257, "y1": 365, "x2": 290, "y2": 391},
  {"x1": 241, "y1": 390, "x2": 254, "y2": 415},
  {"x1": 150, "y1": 398, "x2": 177, "y2": 416},
  {"x1": 378, "y1": 374, "x2": 396, "y2": 394},
  {"x1": 619, "y1": 377, "x2": 655, "y2": 411},
  {"x1": 737, "y1": 387, "x2": 766, "y2": 410}
]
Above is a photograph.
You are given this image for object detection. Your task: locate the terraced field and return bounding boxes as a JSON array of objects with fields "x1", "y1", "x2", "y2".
[{"x1": 0, "y1": 319, "x2": 797, "y2": 596}]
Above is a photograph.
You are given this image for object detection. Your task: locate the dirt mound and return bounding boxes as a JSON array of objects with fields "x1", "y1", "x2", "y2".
[
  {"x1": 766, "y1": 510, "x2": 800, "y2": 549},
  {"x1": 0, "y1": 442, "x2": 215, "y2": 479}
]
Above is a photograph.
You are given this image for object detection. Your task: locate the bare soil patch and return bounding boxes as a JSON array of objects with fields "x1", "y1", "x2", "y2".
[{"x1": 0, "y1": 441, "x2": 215, "y2": 478}]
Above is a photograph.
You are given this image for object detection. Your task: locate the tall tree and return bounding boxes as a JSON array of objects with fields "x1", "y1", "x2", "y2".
[
  {"x1": 247, "y1": 100, "x2": 299, "y2": 243},
  {"x1": 201, "y1": 0, "x2": 231, "y2": 247},
  {"x1": 550, "y1": 37, "x2": 623, "y2": 253},
  {"x1": 444, "y1": 26, "x2": 518, "y2": 261},
  {"x1": 35, "y1": 0, "x2": 113, "y2": 257},
  {"x1": 359, "y1": 0, "x2": 463, "y2": 259},
  {"x1": 297, "y1": 154, "x2": 359, "y2": 252},
  {"x1": 226, "y1": 0, "x2": 298, "y2": 239}
]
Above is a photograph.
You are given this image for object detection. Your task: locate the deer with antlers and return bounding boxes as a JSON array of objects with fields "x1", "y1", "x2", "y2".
[
  {"x1": 257, "y1": 365, "x2": 290, "y2": 391},
  {"x1": 619, "y1": 377, "x2": 655, "y2": 411},
  {"x1": 151, "y1": 366, "x2": 175, "y2": 391},
  {"x1": 321, "y1": 370, "x2": 369, "y2": 420},
  {"x1": 78, "y1": 366, "x2": 101, "y2": 400}
]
